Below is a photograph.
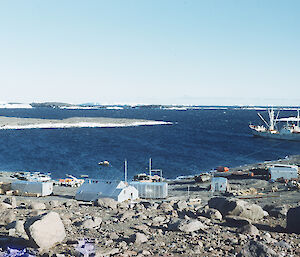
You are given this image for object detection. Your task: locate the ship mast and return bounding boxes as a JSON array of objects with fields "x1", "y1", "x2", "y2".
[
  {"x1": 298, "y1": 109, "x2": 300, "y2": 127},
  {"x1": 268, "y1": 108, "x2": 275, "y2": 130}
]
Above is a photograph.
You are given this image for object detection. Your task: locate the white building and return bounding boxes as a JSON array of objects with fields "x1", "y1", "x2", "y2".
[
  {"x1": 268, "y1": 164, "x2": 299, "y2": 181},
  {"x1": 211, "y1": 177, "x2": 228, "y2": 192},
  {"x1": 11, "y1": 181, "x2": 53, "y2": 196},
  {"x1": 75, "y1": 180, "x2": 138, "y2": 202}
]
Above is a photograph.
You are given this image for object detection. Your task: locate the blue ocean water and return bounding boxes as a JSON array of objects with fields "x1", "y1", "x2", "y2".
[{"x1": 0, "y1": 108, "x2": 299, "y2": 180}]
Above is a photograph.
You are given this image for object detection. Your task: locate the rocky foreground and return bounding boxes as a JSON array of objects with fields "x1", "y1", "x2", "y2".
[{"x1": 0, "y1": 175, "x2": 299, "y2": 256}]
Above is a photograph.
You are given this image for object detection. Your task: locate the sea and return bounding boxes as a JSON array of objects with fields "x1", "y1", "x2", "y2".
[{"x1": 0, "y1": 107, "x2": 299, "y2": 180}]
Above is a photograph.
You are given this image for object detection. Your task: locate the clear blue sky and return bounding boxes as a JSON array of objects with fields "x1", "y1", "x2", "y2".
[{"x1": 1, "y1": 0, "x2": 299, "y2": 105}]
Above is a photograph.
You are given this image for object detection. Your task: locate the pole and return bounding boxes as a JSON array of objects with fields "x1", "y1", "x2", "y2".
[
  {"x1": 149, "y1": 158, "x2": 152, "y2": 176},
  {"x1": 124, "y1": 159, "x2": 127, "y2": 183}
]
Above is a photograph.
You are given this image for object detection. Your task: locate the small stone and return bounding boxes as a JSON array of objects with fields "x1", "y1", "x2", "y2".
[{"x1": 49, "y1": 200, "x2": 60, "y2": 208}]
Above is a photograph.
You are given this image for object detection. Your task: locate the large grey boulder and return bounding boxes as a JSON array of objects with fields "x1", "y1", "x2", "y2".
[
  {"x1": 168, "y1": 218, "x2": 207, "y2": 233},
  {"x1": 286, "y1": 206, "x2": 300, "y2": 234},
  {"x1": 178, "y1": 219, "x2": 207, "y2": 233},
  {"x1": 208, "y1": 197, "x2": 264, "y2": 221},
  {"x1": 24, "y1": 211, "x2": 66, "y2": 250},
  {"x1": 95, "y1": 198, "x2": 118, "y2": 210}
]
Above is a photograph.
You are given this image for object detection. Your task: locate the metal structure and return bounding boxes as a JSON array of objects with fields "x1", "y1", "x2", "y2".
[
  {"x1": 268, "y1": 164, "x2": 298, "y2": 181},
  {"x1": 11, "y1": 181, "x2": 53, "y2": 196},
  {"x1": 75, "y1": 180, "x2": 138, "y2": 202},
  {"x1": 130, "y1": 181, "x2": 168, "y2": 199},
  {"x1": 210, "y1": 177, "x2": 228, "y2": 192}
]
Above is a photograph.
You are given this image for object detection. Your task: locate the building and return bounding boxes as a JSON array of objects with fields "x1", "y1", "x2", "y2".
[
  {"x1": 130, "y1": 181, "x2": 168, "y2": 199},
  {"x1": 211, "y1": 177, "x2": 228, "y2": 192},
  {"x1": 75, "y1": 180, "x2": 138, "y2": 202}
]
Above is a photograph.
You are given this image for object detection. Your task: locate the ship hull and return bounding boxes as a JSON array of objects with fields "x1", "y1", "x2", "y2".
[{"x1": 251, "y1": 129, "x2": 300, "y2": 141}]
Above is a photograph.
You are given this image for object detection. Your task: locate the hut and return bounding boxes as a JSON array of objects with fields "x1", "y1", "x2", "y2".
[
  {"x1": 268, "y1": 164, "x2": 298, "y2": 181},
  {"x1": 75, "y1": 180, "x2": 138, "y2": 202},
  {"x1": 11, "y1": 181, "x2": 53, "y2": 196},
  {"x1": 210, "y1": 177, "x2": 228, "y2": 192},
  {"x1": 130, "y1": 181, "x2": 168, "y2": 199}
]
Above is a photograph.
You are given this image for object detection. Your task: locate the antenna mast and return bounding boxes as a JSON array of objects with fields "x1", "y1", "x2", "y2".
[
  {"x1": 124, "y1": 159, "x2": 127, "y2": 183},
  {"x1": 149, "y1": 158, "x2": 152, "y2": 176}
]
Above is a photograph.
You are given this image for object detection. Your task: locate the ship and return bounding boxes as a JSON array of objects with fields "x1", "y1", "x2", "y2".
[{"x1": 249, "y1": 108, "x2": 300, "y2": 141}]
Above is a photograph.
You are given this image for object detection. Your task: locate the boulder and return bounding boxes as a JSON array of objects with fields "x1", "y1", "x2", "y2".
[
  {"x1": 3, "y1": 197, "x2": 17, "y2": 208},
  {"x1": 208, "y1": 197, "x2": 264, "y2": 221},
  {"x1": 95, "y1": 198, "x2": 118, "y2": 210},
  {"x1": 286, "y1": 206, "x2": 300, "y2": 234},
  {"x1": 130, "y1": 233, "x2": 148, "y2": 244},
  {"x1": 0, "y1": 210, "x2": 16, "y2": 225},
  {"x1": 159, "y1": 202, "x2": 173, "y2": 213},
  {"x1": 169, "y1": 219, "x2": 207, "y2": 233},
  {"x1": 225, "y1": 215, "x2": 252, "y2": 227},
  {"x1": 269, "y1": 206, "x2": 288, "y2": 218},
  {"x1": 24, "y1": 211, "x2": 66, "y2": 250},
  {"x1": 0, "y1": 202, "x2": 13, "y2": 209},
  {"x1": 95, "y1": 248, "x2": 119, "y2": 257},
  {"x1": 237, "y1": 224, "x2": 260, "y2": 236},
  {"x1": 174, "y1": 200, "x2": 188, "y2": 211},
  {"x1": 237, "y1": 240, "x2": 279, "y2": 257},
  {"x1": 48, "y1": 200, "x2": 61, "y2": 208},
  {"x1": 81, "y1": 217, "x2": 102, "y2": 229},
  {"x1": 119, "y1": 211, "x2": 135, "y2": 222},
  {"x1": 6, "y1": 220, "x2": 28, "y2": 240},
  {"x1": 29, "y1": 202, "x2": 46, "y2": 210},
  {"x1": 200, "y1": 208, "x2": 222, "y2": 221}
]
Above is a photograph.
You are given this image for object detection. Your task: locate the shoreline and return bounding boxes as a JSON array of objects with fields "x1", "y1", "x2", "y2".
[
  {"x1": 0, "y1": 156, "x2": 299, "y2": 256},
  {"x1": 0, "y1": 116, "x2": 172, "y2": 130}
]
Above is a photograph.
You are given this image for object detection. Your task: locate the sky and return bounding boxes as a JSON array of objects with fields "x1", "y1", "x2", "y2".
[{"x1": 0, "y1": 0, "x2": 299, "y2": 106}]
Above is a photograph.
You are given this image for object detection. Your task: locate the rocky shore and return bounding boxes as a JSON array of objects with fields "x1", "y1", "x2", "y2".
[{"x1": 0, "y1": 159, "x2": 299, "y2": 257}]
